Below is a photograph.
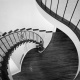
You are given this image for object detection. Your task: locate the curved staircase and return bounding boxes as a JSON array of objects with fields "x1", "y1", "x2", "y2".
[
  {"x1": 12, "y1": 29, "x2": 78, "y2": 80},
  {"x1": 0, "y1": 28, "x2": 48, "y2": 80}
]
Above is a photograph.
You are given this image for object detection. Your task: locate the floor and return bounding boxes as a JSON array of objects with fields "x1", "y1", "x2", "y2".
[{"x1": 13, "y1": 29, "x2": 79, "y2": 80}]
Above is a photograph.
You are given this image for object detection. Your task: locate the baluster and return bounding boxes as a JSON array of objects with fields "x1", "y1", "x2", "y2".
[
  {"x1": 0, "y1": 39, "x2": 8, "y2": 50},
  {"x1": 50, "y1": 0, "x2": 52, "y2": 13},
  {"x1": 74, "y1": 19, "x2": 80, "y2": 30},
  {"x1": 20, "y1": 28, "x2": 25, "y2": 41},
  {"x1": 4, "y1": 38, "x2": 10, "y2": 48},
  {"x1": 62, "y1": 0, "x2": 69, "y2": 20},
  {"x1": 76, "y1": 19, "x2": 80, "y2": 28},
  {"x1": 12, "y1": 33, "x2": 17, "y2": 43},
  {"x1": 8, "y1": 31, "x2": 13, "y2": 44},
  {"x1": 69, "y1": 0, "x2": 79, "y2": 25},
  {"x1": 14, "y1": 29, "x2": 20, "y2": 42},
  {"x1": 2, "y1": 33, "x2": 11, "y2": 48},
  {"x1": 56, "y1": 0, "x2": 59, "y2": 15}
]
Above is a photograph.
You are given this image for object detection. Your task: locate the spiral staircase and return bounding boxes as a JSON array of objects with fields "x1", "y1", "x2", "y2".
[
  {"x1": 0, "y1": 0, "x2": 80, "y2": 80},
  {"x1": 0, "y1": 27, "x2": 53, "y2": 80}
]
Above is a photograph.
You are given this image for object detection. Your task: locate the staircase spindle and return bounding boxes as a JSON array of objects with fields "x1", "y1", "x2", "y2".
[
  {"x1": 0, "y1": 39, "x2": 8, "y2": 50},
  {"x1": 62, "y1": 0, "x2": 69, "y2": 20},
  {"x1": 50, "y1": 0, "x2": 52, "y2": 13},
  {"x1": 69, "y1": 0, "x2": 79, "y2": 25},
  {"x1": 74, "y1": 19, "x2": 80, "y2": 30},
  {"x1": 56, "y1": 0, "x2": 59, "y2": 15},
  {"x1": 14, "y1": 29, "x2": 20, "y2": 42},
  {"x1": 8, "y1": 30, "x2": 15, "y2": 45},
  {"x1": 12, "y1": 33, "x2": 17, "y2": 43}
]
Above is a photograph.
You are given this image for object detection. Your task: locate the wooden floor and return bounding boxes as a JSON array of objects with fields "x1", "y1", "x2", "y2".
[{"x1": 13, "y1": 29, "x2": 79, "y2": 80}]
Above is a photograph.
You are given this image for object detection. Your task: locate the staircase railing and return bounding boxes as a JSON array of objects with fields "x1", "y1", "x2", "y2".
[
  {"x1": 36, "y1": 0, "x2": 80, "y2": 41},
  {"x1": 0, "y1": 28, "x2": 44, "y2": 80}
]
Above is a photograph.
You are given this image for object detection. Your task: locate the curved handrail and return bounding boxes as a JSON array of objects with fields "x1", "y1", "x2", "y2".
[
  {"x1": 36, "y1": 0, "x2": 80, "y2": 41},
  {"x1": 0, "y1": 28, "x2": 44, "y2": 80}
]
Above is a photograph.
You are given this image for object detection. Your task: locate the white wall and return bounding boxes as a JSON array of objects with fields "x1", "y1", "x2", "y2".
[
  {"x1": 0, "y1": 0, "x2": 56, "y2": 76},
  {"x1": 0, "y1": 0, "x2": 55, "y2": 32}
]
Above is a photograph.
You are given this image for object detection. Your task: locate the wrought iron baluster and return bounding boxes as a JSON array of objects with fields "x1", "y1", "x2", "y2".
[
  {"x1": 8, "y1": 35, "x2": 14, "y2": 45},
  {"x1": 69, "y1": 0, "x2": 79, "y2": 25},
  {"x1": 76, "y1": 19, "x2": 80, "y2": 27},
  {"x1": 56, "y1": 0, "x2": 59, "y2": 15},
  {"x1": 74, "y1": 19, "x2": 80, "y2": 30},
  {"x1": 20, "y1": 31, "x2": 23, "y2": 41},
  {"x1": 20, "y1": 28, "x2": 26, "y2": 41},
  {"x1": 2, "y1": 32, "x2": 11, "y2": 48},
  {"x1": 14, "y1": 29, "x2": 20, "y2": 42},
  {"x1": 62, "y1": 0, "x2": 69, "y2": 20},
  {"x1": 12, "y1": 33, "x2": 17, "y2": 43},
  {"x1": 0, "y1": 39, "x2": 8, "y2": 50},
  {"x1": 50, "y1": 0, "x2": 52, "y2": 12},
  {"x1": 4, "y1": 37, "x2": 11, "y2": 48},
  {"x1": 16, "y1": 32, "x2": 20, "y2": 42}
]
